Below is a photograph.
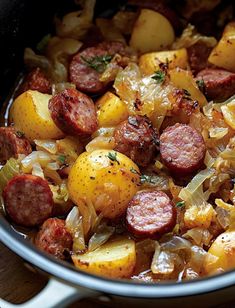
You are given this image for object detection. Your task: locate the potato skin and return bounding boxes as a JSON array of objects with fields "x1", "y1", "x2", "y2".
[
  {"x1": 139, "y1": 49, "x2": 188, "y2": 76},
  {"x1": 68, "y1": 150, "x2": 140, "y2": 219},
  {"x1": 96, "y1": 92, "x2": 129, "y2": 128},
  {"x1": 204, "y1": 230, "x2": 235, "y2": 274},
  {"x1": 209, "y1": 22, "x2": 235, "y2": 72},
  {"x1": 9, "y1": 90, "x2": 64, "y2": 141},
  {"x1": 72, "y1": 237, "x2": 136, "y2": 278},
  {"x1": 130, "y1": 9, "x2": 175, "y2": 54}
]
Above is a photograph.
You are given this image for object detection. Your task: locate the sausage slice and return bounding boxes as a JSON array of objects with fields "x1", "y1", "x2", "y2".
[
  {"x1": 3, "y1": 174, "x2": 53, "y2": 227},
  {"x1": 196, "y1": 68, "x2": 235, "y2": 101},
  {"x1": 126, "y1": 190, "x2": 176, "y2": 238},
  {"x1": 35, "y1": 218, "x2": 72, "y2": 260},
  {"x1": 48, "y1": 88, "x2": 97, "y2": 136},
  {"x1": 114, "y1": 116, "x2": 159, "y2": 167},
  {"x1": 18, "y1": 67, "x2": 51, "y2": 95},
  {"x1": 0, "y1": 127, "x2": 32, "y2": 164},
  {"x1": 69, "y1": 41, "x2": 127, "y2": 94},
  {"x1": 160, "y1": 123, "x2": 206, "y2": 175}
]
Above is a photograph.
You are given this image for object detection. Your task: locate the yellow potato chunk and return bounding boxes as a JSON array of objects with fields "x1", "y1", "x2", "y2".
[
  {"x1": 96, "y1": 92, "x2": 128, "y2": 127},
  {"x1": 9, "y1": 90, "x2": 64, "y2": 141},
  {"x1": 204, "y1": 230, "x2": 235, "y2": 274},
  {"x1": 68, "y1": 150, "x2": 140, "y2": 219},
  {"x1": 72, "y1": 237, "x2": 136, "y2": 278},
  {"x1": 130, "y1": 9, "x2": 175, "y2": 54},
  {"x1": 209, "y1": 22, "x2": 235, "y2": 72},
  {"x1": 169, "y1": 68, "x2": 207, "y2": 107},
  {"x1": 221, "y1": 99, "x2": 235, "y2": 130},
  {"x1": 139, "y1": 49, "x2": 188, "y2": 76}
]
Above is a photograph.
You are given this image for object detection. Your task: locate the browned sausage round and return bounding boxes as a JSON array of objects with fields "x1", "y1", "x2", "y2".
[
  {"x1": 126, "y1": 190, "x2": 176, "y2": 238},
  {"x1": 160, "y1": 123, "x2": 206, "y2": 174},
  {"x1": 69, "y1": 41, "x2": 126, "y2": 94},
  {"x1": 18, "y1": 67, "x2": 51, "y2": 96},
  {"x1": 0, "y1": 127, "x2": 32, "y2": 164},
  {"x1": 35, "y1": 218, "x2": 73, "y2": 260},
  {"x1": 113, "y1": 116, "x2": 159, "y2": 167},
  {"x1": 187, "y1": 42, "x2": 212, "y2": 75},
  {"x1": 3, "y1": 175, "x2": 53, "y2": 227},
  {"x1": 196, "y1": 68, "x2": 235, "y2": 101},
  {"x1": 48, "y1": 88, "x2": 97, "y2": 136}
]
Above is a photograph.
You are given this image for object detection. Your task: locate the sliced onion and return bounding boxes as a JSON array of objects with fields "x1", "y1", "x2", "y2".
[
  {"x1": 66, "y1": 206, "x2": 86, "y2": 253},
  {"x1": 161, "y1": 236, "x2": 192, "y2": 252},
  {"x1": 179, "y1": 168, "x2": 214, "y2": 202},
  {"x1": 183, "y1": 228, "x2": 212, "y2": 246},
  {"x1": 35, "y1": 139, "x2": 57, "y2": 154},
  {"x1": 0, "y1": 158, "x2": 20, "y2": 192},
  {"x1": 209, "y1": 127, "x2": 228, "y2": 139},
  {"x1": 88, "y1": 222, "x2": 115, "y2": 252},
  {"x1": 216, "y1": 207, "x2": 230, "y2": 229},
  {"x1": 21, "y1": 151, "x2": 52, "y2": 173},
  {"x1": 32, "y1": 162, "x2": 44, "y2": 178},
  {"x1": 204, "y1": 151, "x2": 215, "y2": 168},
  {"x1": 85, "y1": 136, "x2": 115, "y2": 153}
]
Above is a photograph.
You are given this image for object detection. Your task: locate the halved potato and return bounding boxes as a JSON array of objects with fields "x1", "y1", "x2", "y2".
[
  {"x1": 96, "y1": 92, "x2": 129, "y2": 127},
  {"x1": 169, "y1": 68, "x2": 207, "y2": 107},
  {"x1": 221, "y1": 99, "x2": 235, "y2": 130},
  {"x1": 130, "y1": 9, "x2": 175, "y2": 54},
  {"x1": 68, "y1": 150, "x2": 140, "y2": 219},
  {"x1": 72, "y1": 237, "x2": 136, "y2": 278},
  {"x1": 9, "y1": 90, "x2": 64, "y2": 141},
  {"x1": 204, "y1": 230, "x2": 235, "y2": 274},
  {"x1": 208, "y1": 22, "x2": 235, "y2": 72},
  {"x1": 139, "y1": 49, "x2": 188, "y2": 76}
]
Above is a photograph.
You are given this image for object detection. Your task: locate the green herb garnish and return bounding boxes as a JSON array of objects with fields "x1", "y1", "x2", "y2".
[
  {"x1": 130, "y1": 167, "x2": 139, "y2": 174},
  {"x1": 107, "y1": 152, "x2": 120, "y2": 164},
  {"x1": 196, "y1": 79, "x2": 205, "y2": 93},
  {"x1": 81, "y1": 55, "x2": 113, "y2": 73},
  {"x1": 58, "y1": 155, "x2": 66, "y2": 164},
  {"x1": 16, "y1": 131, "x2": 25, "y2": 138},
  {"x1": 151, "y1": 70, "x2": 166, "y2": 83},
  {"x1": 176, "y1": 201, "x2": 185, "y2": 208},
  {"x1": 140, "y1": 174, "x2": 155, "y2": 184}
]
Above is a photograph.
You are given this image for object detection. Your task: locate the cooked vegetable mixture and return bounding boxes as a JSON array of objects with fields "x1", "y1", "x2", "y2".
[{"x1": 2, "y1": 0, "x2": 235, "y2": 282}]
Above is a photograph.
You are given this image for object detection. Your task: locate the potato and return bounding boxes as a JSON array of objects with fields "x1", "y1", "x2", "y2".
[
  {"x1": 169, "y1": 68, "x2": 207, "y2": 107},
  {"x1": 72, "y1": 237, "x2": 136, "y2": 278},
  {"x1": 208, "y1": 22, "x2": 235, "y2": 72},
  {"x1": 139, "y1": 49, "x2": 188, "y2": 76},
  {"x1": 68, "y1": 150, "x2": 140, "y2": 219},
  {"x1": 96, "y1": 92, "x2": 129, "y2": 127},
  {"x1": 221, "y1": 100, "x2": 235, "y2": 130},
  {"x1": 204, "y1": 230, "x2": 235, "y2": 274},
  {"x1": 130, "y1": 9, "x2": 175, "y2": 54},
  {"x1": 9, "y1": 90, "x2": 64, "y2": 141}
]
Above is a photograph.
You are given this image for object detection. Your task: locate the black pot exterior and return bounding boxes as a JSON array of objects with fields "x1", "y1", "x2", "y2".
[{"x1": 1, "y1": 0, "x2": 235, "y2": 305}]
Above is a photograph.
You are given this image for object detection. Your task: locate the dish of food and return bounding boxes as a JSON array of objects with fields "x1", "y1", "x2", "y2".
[{"x1": 1, "y1": 0, "x2": 235, "y2": 284}]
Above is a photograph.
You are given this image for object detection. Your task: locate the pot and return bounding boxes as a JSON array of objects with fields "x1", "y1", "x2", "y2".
[{"x1": 0, "y1": 1, "x2": 235, "y2": 307}]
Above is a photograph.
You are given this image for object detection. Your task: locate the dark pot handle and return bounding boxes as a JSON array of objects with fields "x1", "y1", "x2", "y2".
[{"x1": 0, "y1": 278, "x2": 99, "y2": 308}]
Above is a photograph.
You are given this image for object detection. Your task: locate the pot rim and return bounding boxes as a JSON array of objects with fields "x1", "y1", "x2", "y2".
[{"x1": 1, "y1": 215, "x2": 235, "y2": 298}]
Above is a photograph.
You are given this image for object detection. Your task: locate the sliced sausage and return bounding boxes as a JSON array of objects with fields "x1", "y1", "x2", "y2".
[
  {"x1": 126, "y1": 190, "x2": 176, "y2": 238},
  {"x1": 3, "y1": 175, "x2": 53, "y2": 227},
  {"x1": 18, "y1": 67, "x2": 51, "y2": 96},
  {"x1": 35, "y1": 218, "x2": 72, "y2": 260},
  {"x1": 196, "y1": 68, "x2": 235, "y2": 101},
  {"x1": 48, "y1": 88, "x2": 98, "y2": 136},
  {"x1": 187, "y1": 42, "x2": 212, "y2": 75},
  {"x1": 113, "y1": 116, "x2": 159, "y2": 167},
  {"x1": 0, "y1": 127, "x2": 32, "y2": 164},
  {"x1": 160, "y1": 123, "x2": 206, "y2": 175},
  {"x1": 69, "y1": 41, "x2": 126, "y2": 94}
]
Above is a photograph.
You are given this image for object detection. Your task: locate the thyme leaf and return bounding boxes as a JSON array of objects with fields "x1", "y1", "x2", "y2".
[{"x1": 81, "y1": 55, "x2": 113, "y2": 73}]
